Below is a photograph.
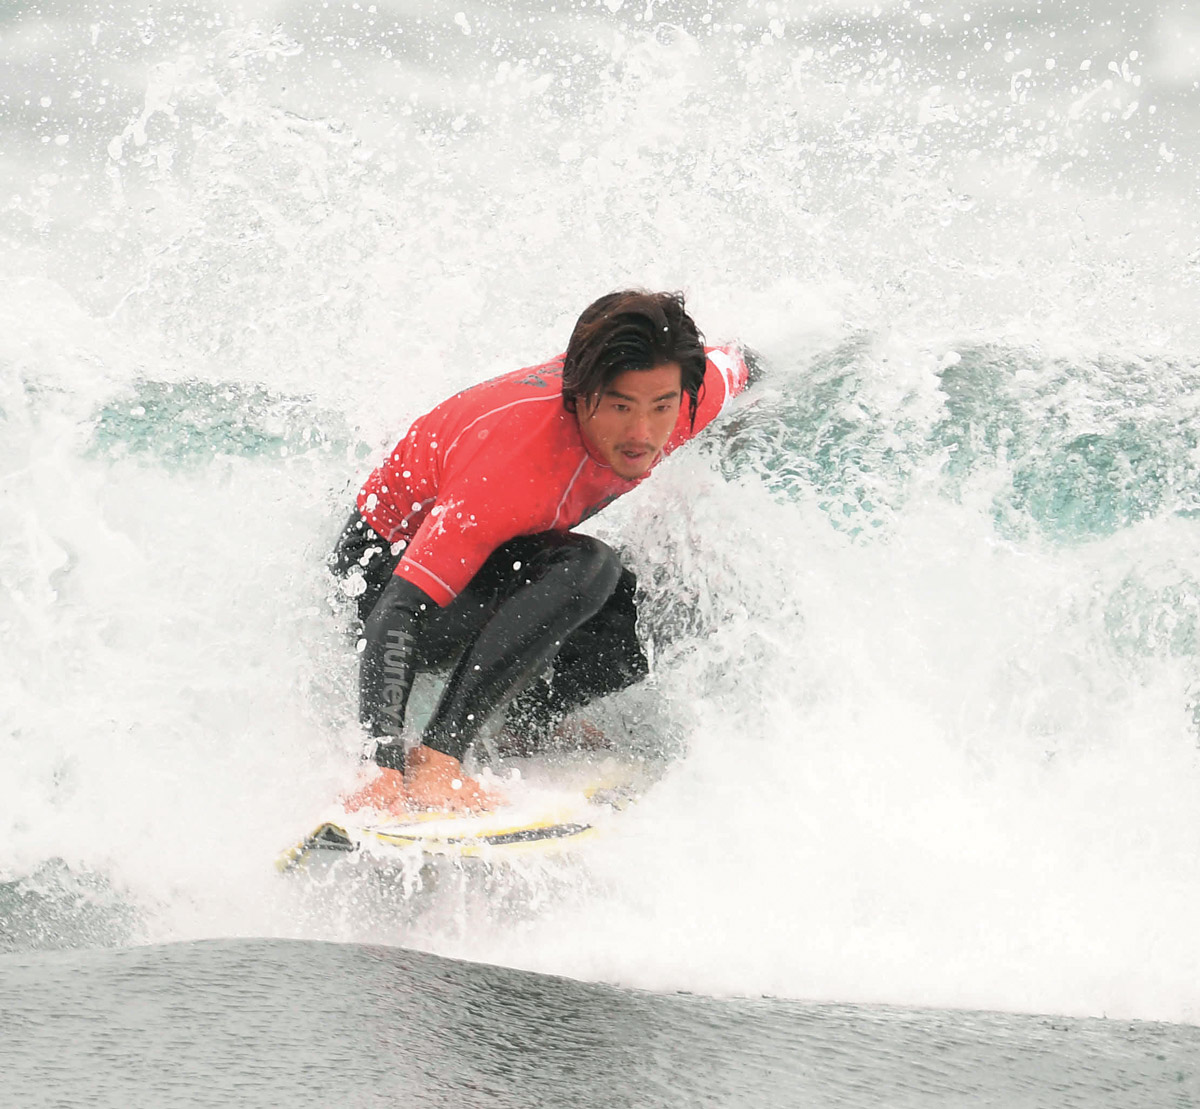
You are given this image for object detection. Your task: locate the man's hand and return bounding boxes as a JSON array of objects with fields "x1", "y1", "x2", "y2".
[
  {"x1": 404, "y1": 744, "x2": 503, "y2": 812},
  {"x1": 342, "y1": 766, "x2": 408, "y2": 813}
]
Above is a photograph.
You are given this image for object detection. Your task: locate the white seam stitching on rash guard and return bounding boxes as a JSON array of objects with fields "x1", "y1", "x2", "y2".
[
  {"x1": 399, "y1": 497, "x2": 437, "y2": 531},
  {"x1": 552, "y1": 456, "x2": 588, "y2": 529},
  {"x1": 402, "y1": 560, "x2": 458, "y2": 601},
  {"x1": 707, "y1": 350, "x2": 736, "y2": 413},
  {"x1": 444, "y1": 393, "x2": 561, "y2": 461}
]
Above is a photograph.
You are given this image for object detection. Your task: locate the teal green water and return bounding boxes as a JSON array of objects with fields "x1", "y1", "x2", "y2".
[
  {"x1": 89, "y1": 379, "x2": 364, "y2": 467},
  {"x1": 714, "y1": 342, "x2": 1200, "y2": 544}
]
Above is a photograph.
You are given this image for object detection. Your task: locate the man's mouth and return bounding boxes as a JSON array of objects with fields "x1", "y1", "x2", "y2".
[{"x1": 617, "y1": 445, "x2": 654, "y2": 467}]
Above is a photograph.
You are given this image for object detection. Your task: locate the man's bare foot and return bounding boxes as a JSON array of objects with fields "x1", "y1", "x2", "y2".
[
  {"x1": 404, "y1": 744, "x2": 504, "y2": 812},
  {"x1": 342, "y1": 767, "x2": 408, "y2": 813}
]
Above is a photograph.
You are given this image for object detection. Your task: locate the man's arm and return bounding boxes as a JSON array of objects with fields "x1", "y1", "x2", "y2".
[
  {"x1": 657, "y1": 344, "x2": 756, "y2": 457},
  {"x1": 359, "y1": 575, "x2": 434, "y2": 761},
  {"x1": 348, "y1": 571, "x2": 500, "y2": 813},
  {"x1": 351, "y1": 478, "x2": 528, "y2": 812}
]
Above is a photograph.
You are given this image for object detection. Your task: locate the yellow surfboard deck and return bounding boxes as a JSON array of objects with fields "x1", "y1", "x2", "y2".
[{"x1": 277, "y1": 761, "x2": 642, "y2": 872}]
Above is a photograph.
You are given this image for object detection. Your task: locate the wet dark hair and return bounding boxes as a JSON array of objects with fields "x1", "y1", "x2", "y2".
[{"x1": 562, "y1": 290, "x2": 707, "y2": 427}]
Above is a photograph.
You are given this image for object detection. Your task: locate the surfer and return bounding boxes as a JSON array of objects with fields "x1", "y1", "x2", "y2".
[{"x1": 331, "y1": 289, "x2": 756, "y2": 812}]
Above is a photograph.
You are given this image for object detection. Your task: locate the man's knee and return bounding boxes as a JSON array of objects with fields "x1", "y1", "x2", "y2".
[{"x1": 543, "y1": 533, "x2": 623, "y2": 610}]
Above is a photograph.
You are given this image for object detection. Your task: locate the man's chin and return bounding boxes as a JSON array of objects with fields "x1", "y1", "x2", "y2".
[{"x1": 612, "y1": 455, "x2": 653, "y2": 479}]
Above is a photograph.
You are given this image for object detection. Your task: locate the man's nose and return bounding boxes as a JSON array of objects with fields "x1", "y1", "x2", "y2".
[{"x1": 628, "y1": 409, "x2": 652, "y2": 439}]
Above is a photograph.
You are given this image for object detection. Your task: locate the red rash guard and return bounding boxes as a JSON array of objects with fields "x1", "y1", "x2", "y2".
[{"x1": 356, "y1": 345, "x2": 750, "y2": 607}]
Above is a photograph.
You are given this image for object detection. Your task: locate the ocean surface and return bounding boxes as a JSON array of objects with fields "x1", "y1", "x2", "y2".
[
  {"x1": 3, "y1": 0, "x2": 1200, "y2": 1104},
  {"x1": 2, "y1": 938, "x2": 1198, "y2": 1108}
]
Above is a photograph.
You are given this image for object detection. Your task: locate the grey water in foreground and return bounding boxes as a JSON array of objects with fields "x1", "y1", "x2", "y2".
[{"x1": 2, "y1": 938, "x2": 1196, "y2": 1109}]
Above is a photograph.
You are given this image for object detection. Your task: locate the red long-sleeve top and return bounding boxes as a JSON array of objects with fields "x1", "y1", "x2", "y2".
[{"x1": 356, "y1": 345, "x2": 749, "y2": 607}]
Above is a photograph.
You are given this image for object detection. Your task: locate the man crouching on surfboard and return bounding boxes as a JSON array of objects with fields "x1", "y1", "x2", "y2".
[{"x1": 330, "y1": 289, "x2": 755, "y2": 813}]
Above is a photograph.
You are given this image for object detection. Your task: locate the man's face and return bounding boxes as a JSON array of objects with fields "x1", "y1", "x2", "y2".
[{"x1": 577, "y1": 362, "x2": 683, "y2": 479}]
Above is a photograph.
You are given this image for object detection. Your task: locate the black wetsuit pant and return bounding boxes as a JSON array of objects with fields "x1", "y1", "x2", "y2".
[{"x1": 330, "y1": 512, "x2": 648, "y2": 765}]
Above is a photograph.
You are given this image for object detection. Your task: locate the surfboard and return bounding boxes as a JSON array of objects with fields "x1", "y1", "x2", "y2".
[{"x1": 276, "y1": 758, "x2": 644, "y2": 873}]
